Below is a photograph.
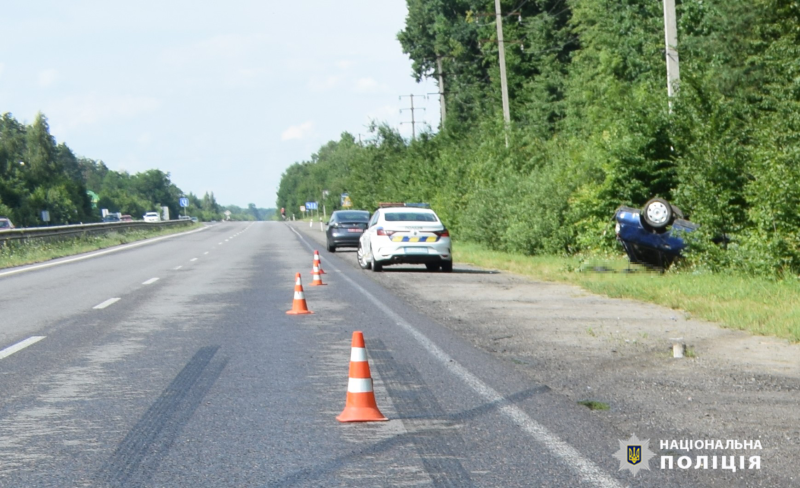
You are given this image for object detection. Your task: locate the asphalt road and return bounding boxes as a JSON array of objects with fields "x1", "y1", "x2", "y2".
[{"x1": 0, "y1": 221, "x2": 715, "y2": 487}]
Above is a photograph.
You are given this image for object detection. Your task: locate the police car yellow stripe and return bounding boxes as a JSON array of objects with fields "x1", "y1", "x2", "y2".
[{"x1": 390, "y1": 235, "x2": 438, "y2": 243}]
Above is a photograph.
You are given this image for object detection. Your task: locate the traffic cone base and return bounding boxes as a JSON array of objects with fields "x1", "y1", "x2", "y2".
[
  {"x1": 287, "y1": 273, "x2": 313, "y2": 314},
  {"x1": 337, "y1": 331, "x2": 387, "y2": 422}
]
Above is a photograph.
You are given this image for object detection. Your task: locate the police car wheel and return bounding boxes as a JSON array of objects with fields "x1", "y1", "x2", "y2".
[{"x1": 357, "y1": 244, "x2": 371, "y2": 269}]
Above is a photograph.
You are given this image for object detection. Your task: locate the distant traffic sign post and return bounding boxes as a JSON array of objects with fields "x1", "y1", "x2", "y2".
[{"x1": 179, "y1": 197, "x2": 189, "y2": 218}]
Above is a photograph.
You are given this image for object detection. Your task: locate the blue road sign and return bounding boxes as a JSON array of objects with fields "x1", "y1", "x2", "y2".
[
  {"x1": 305, "y1": 201, "x2": 318, "y2": 210},
  {"x1": 179, "y1": 197, "x2": 189, "y2": 207}
]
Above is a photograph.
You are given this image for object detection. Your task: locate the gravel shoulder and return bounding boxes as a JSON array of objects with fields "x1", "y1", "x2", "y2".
[{"x1": 293, "y1": 222, "x2": 799, "y2": 484}]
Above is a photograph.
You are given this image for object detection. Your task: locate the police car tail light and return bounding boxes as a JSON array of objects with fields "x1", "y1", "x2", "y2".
[
  {"x1": 434, "y1": 229, "x2": 450, "y2": 237},
  {"x1": 376, "y1": 229, "x2": 395, "y2": 236}
]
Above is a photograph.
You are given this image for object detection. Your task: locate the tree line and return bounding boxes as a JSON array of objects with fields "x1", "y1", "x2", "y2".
[
  {"x1": 1, "y1": 112, "x2": 273, "y2": 226},
  {"x1": 277, "y1": 0, "x2": 800, "y2": 277}
]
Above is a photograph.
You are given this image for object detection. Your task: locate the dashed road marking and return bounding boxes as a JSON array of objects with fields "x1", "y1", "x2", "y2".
[
  {"x1": 0, "y1": 336, "x2": 46, "y2": 361},
  {"x1": 204, "y1": 252, "x2": 209, "y2": 255},
  {"x1": 174, "y1": 266, "x2": 183, "y2": 270},
  {"x1": 190, "y1": 258, "x2": 198, "y2": 262},
  {"x1": 142, "y1": 277, "x2": 159, "y2": 285},
  {"x1": 93, "y1": 298, "x2": 121, "y2": 310}
]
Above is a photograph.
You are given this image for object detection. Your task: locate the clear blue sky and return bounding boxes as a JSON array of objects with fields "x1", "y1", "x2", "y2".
[{"x1": 0, "y1": 1, "x2": 440, "y2": 208}]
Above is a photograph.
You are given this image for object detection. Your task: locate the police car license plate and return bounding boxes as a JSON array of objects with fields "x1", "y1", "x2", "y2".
[{"x1": 405, "y1": 247, "x2": 426, "y2": 254}]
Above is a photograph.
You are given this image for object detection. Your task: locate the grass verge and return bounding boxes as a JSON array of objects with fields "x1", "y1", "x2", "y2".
[
  {"x1": 454, "y1": 241, "x2": 800, "y2": 342},
  {"x1": 0, "y1": 223, "x2": 200, "y2": 269}
]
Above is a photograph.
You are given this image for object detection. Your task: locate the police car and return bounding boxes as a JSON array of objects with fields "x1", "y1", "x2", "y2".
[{"x1": 357, "y1": 203, "x2": 453, "y2": 272}]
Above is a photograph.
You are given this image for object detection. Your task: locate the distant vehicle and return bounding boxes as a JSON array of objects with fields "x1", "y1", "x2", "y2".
[
  {"x1": 358, "y1": 203, "x2": 452, "y2": 272},
  {"x1": 178, "y1": 215, "x2": 192, "y2": 221},
  {"x1": 325, "y1": 210, "x2": 370, "y2": 252},
  {"x1": 102, "y1": 214, "x2": 121, "y2": 223},
  {"x1": 120, "y1": 215, "x2": 133, "y2": 222},
  {"x1": 191, "y1": 217, "x2": 198, "y2": 223},
  {"x1": 615, "y1": 197, "x2": 698, "y2": 269},
  {"x1": 0, "y1": 217, "x2": 15, "y2": 230},
  {"x1": 143, "y1": 212, "x2": 161, "y2": 222}
]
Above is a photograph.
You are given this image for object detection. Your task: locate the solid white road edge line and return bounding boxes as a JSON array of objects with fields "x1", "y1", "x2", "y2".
[
  {"x1": 93, "y1": 298, "x2": 121, "y2": 310},
  {"x1": 288, "y1": 225, "x2": 622, "y2": 488},
  {"x1": 0, "y1": 225, "x2": 210, "y2": 278},
  {"x1": 0, "y1": 336, "x2": 46, "y2": 361},
  {"x1": 142, "y1": 277, "x2": 159, "y2": 285}
]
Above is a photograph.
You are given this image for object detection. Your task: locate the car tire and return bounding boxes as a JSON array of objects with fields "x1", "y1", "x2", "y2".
[
  {"x1": 441, "y1": 260, "x2": 453, "y2": 272},
  {"x1": 642, "y1": 197, "x2": 673, "y2": 230},
  {"x1": 357, "y1": 243, "x2": 371, "y2": 270},
  {"x1": 326, "y1": 239, "x2": 336, "y2": 253},
  {"x1": 371, "y1": 253, "x2": 383, "y2": 272},
  {"x1": 425, "y1": 263, "x2": 440, "y2": 271}
]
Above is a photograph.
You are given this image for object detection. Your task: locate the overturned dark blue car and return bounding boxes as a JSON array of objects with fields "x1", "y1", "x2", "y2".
[{"x1": 614, "y1": 198, "x2": 698, "y2": 269}]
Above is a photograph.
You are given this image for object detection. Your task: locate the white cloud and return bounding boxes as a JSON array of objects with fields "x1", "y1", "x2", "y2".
[
  {"x1": 307, "y1": 75, "x2": 341, "y2": 92},
  {"x1": 38, "y1": 68, "x2": 58, "y2": 87},
  {"x1": 281, "y1": 121, "x2": 314, "y2": 141},
  {"x1": 137, "y1": 132, "x2": 153, "y2": 146},
  {"x1": 161, "y1": 34, "x2": 264, "y2": 66},
  {"x1": 354, "y1": 77, "x2": 391, "y2": 94},
  {"x1": 49, "y1": 94, "x2": 161, "y2": 132}
]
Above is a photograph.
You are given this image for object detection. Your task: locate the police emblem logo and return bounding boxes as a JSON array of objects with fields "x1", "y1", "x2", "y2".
[
  {"x1": 613, "y1": 434, "x2": 655, "y2": 477},
  {"x1": 627, "y1": 445, "x2": 641, "y2": 465}
]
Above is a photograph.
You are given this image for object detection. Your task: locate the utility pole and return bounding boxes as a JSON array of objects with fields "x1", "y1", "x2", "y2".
[
  {"x1": 436, "y1": 56, "x2": 446, "y2": 126},
  {"x1": 663, "y1": 0, "x2": 680, "y2": 102},
  {"x1": 494, "y1": 0, "x2": 511, "y2": 147},
  {"x1": 399, "y1": 94, "x2": 426, "y2": 140}
]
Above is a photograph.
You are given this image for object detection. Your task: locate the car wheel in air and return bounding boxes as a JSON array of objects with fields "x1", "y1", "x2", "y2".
[
  {"x1": 425, "y1": 262, "x2": 440, "y2": 271},
  {"x1": 642, "y1": 197, "x2": 673, "y2": 229},
  {"x1": 357, "y1": 244, "x2": 371, "y2": 270},
  {"x1": 441, "y1": 260, "x2": 453, "y2": 272}
]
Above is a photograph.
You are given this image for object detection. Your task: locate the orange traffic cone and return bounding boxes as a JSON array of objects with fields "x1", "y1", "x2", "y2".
[
  {"x1": 286, "y1": 273, "x2": 313, "y2": 315},
  {"x1": 313, "y1": 250, "x2": 326, "y2": 274},
  {"x1": 337, "y1": 331, "x2": 387, "y2": 422},
  {"x1": 310, "y1": 261, "x2": 327, "y2": 286}
]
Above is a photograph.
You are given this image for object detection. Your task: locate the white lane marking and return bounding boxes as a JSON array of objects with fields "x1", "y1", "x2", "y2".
[
  {"x1": 218, "y1": 242, "x2": 223, "y2": 245},
  {"x1": 288, "y1": 226, "x2": 622, "y2": 488},
  {"x1": 0, "y1": 226, "x2": 209, "y2": 278},
  {"x1": 142, "y1": 277, "x2": 159, "y2": 285},
  {"x1": 93, "y1": 298, "x2": 121, "y2": 310},
  {"x1": 0, "y1": 336, "x2": 46, "y2": 361},
  {"x1": 174, "y1": 266, "x2": 183, "y2": 270},
  {"x1": 204, "y1": 252, "x2": 209, "y2": 255},
  {"x1": 190, "y1": 258, "x2": 198, "y2": 262}
]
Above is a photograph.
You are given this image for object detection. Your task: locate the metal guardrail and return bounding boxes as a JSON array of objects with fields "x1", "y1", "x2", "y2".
[{"x1": 0, "y1": 220, "x2": 193, "y2": 245}]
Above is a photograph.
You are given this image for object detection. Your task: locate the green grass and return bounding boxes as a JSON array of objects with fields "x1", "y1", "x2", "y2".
[
  {"x1": 0, "y1": 223, "x2": 200, "y2": 269},
  {"x1": 454, "y1": 241, "x2": 800, "y2": 342},
  {"x1": 578, "y1": 400, "x2": 610, "y2": 411}
]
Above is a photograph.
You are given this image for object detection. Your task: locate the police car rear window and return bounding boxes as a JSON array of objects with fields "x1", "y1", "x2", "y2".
[{"x1": 384, "y1": 212, "x2": 437, "y2": 222}]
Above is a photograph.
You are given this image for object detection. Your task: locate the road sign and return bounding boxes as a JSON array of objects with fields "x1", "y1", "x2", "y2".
[
  {"x1": 305, "y1": 202, "x2": 318, "y2": 210},
  {"x1": 179, "y1": 197, "x2": 189, "y2": 207},
  {"x1": 342, "y1": 194, "x2": 353, "y2": 208}
]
